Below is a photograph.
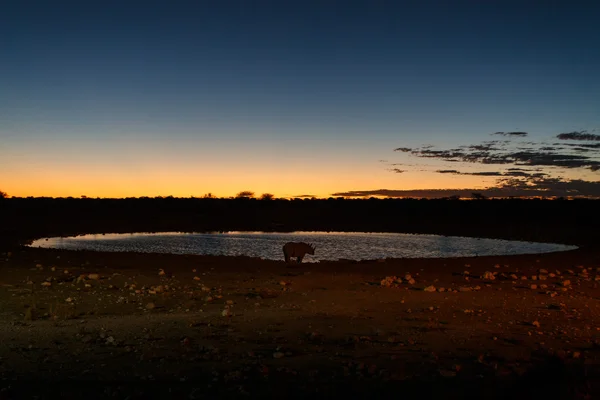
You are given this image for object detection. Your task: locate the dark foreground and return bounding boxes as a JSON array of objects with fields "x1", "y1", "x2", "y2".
[{"x1": 0, "y1": 245, "x2": 598, "y2": 399}]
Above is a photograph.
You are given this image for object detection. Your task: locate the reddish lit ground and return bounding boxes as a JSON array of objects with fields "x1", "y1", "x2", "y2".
[{"x1": 0, "y1": 247, "x2": 599, "y2": 399}]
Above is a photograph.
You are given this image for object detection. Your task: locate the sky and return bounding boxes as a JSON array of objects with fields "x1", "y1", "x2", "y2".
[{"x1": 2, "y1": 0, "x2": 600, "y2": 198}]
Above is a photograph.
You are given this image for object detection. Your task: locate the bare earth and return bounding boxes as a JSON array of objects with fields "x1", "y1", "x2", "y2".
[{"x1": 1, "y1": 246, "x2": 599, "y2": 399}]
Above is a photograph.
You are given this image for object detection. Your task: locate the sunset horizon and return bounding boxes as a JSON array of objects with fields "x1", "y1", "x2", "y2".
[{"x1": 3, "y1": 1, "x2": 599, "y2": 200}]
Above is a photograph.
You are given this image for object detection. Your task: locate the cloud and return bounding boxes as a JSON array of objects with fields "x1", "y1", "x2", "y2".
[
  {"x1": 389, "y1": 168, "x2": 405, "y2": 173},
  {"x1": 404, "y1": 144, "x2": 600, "y2": 171},
  {"x1": 435, "y1": 170, "x2": 503, "y2": 176},
  {"x1": 332, "y1": 177, "x2": 600, "y2": 199},
  {"x1": 382, "y1": 128, "x2": 600, "y2": 198},
  {"x1": 557, "y1": 131, "x2": 600, "y2": 141},
  {"x1": 493, "y1": 131, "x2": 528, "y2": 137}
]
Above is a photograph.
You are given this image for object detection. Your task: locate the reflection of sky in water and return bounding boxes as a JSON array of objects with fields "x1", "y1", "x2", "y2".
[{"x1": 31, "y1": 232, "x2": 578, "y2": 262}]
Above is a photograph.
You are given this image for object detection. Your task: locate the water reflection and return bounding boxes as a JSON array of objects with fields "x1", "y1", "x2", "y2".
[{"x1": 28, "y1": 231, "x2": 577, "y2": 262}]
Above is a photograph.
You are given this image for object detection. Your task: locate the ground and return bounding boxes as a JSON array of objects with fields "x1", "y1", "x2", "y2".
[{"x1": 0, "y1": 246, "x2": 599, "y2": 399}]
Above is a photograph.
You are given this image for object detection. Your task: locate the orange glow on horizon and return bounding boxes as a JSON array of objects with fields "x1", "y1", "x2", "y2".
[{"x1": 1, "y1": 163, "x2": 500, "y2": 199}]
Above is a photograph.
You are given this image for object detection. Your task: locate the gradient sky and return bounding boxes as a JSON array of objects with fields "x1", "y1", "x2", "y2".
[{"x1": 2, "y1": 1, "x2": 599, "y2": 198}]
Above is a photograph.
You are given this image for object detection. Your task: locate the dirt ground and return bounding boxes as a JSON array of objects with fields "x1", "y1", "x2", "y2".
[{"x1": 0, "y1": 245, "x2": 599, "y2": 399}]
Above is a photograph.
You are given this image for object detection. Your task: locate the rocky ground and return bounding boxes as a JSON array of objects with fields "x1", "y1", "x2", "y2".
[{"x1": 0, "y1": 246, "x2": 599, "y2": 399}]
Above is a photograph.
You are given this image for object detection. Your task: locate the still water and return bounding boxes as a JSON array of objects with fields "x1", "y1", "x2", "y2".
[{"x1": 29, "y1": 231, "x2": 577, "y2": 262}]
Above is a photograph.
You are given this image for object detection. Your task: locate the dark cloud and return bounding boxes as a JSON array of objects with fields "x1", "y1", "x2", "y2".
[
  {"x1": 557, "y1": 131, "x2": 600, "y2": 141},
  {"x1": 292, "y1": 194, "x2": 317, "y2": 198},
  {"x1": 466, "y1": 144, "x2": 500, "y2": 151},
  {"x1": 332, "y1": 178, "x2": 600, "y2": 199},
  {"x1": 389, "y1": 168, "x2": 405, "y2": 173},
  {"x1": 389, "y1": 129, "x2": 600, "y2": 197},
  {"x1": 405, "y1": 145, "x2": 600, "y2": 171},
  {"x1": 435, "y1": 169, "x2": 536, "y2": 177},
  {"x1": 493, "y1": 131, "x2": 528, "y2": 137},
  {"x1": 469, "y1": 171, "x2": 504, "y2": 176}
]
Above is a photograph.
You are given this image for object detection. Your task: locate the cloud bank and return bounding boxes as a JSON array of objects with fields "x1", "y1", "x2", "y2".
[{"x1": 341, "y1": 129, "x2": 600, "y2": 198}]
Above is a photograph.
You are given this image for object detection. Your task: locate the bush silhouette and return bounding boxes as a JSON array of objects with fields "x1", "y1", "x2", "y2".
[{"x1": 235, "y1": 191, "x2": 255, "y2": 199}]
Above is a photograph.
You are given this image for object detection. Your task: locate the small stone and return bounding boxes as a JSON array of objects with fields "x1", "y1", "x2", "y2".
[
  {"x1": 424, "y1": 285, "x2": 436, "y2": 292},
  {"x1": 193, "y1": 276, "x2": 201, "y2": 281},
  {"x1": 482, "y1": 271, "x2": 495, "y2": 280},
  {"x1": 88, "y1": 273, "x2": 100, "y2": 280},
  {"x1": 562, "y1": 280, "x2": 571, "y2": 287},
  {"x1": 530, "y1": 284, "x2": 538, "y2": 290},
  {"x1": 146, "y1": 302, "x2": 155, "y2": 310},
  {"x1": 532, "y1": 321, "x2": 540, "y2": 328},
  {"x1": 41, "y1": 282, "x2": 51, "y2": 287}
]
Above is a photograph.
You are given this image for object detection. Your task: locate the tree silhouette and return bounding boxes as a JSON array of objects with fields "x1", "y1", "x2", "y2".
[
  {"x1": 0, "y1": 190, "x2": 7, "y2": 199},
  {"x1": 472, "y1": 192, "x2": 487, "y2": 200},
  {"x1": 260, "y1": 193, "x2": 275, "y2": 200},
  {"x1": 235, "y1": 191, "x2": 255, "y2": 199}
]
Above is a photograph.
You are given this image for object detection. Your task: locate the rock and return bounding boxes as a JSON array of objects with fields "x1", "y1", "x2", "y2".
[
  {"x1": 562, "y1": 280, "x2": 571, "y2": 287},
  {"x1": 531, "y1": 284, "x2": 538, "y2": 290},
  {"x1": 41, "y1": 282, "x2": 51, "y2": 287},
  {"x1": 158, "y1": 269, "x2": 166, "y2": 276},
  {"x1": 222, "y1": 308, "x2": 232, "y2": 317},
  {"x1": 88, "y1": 273, "x2": 100, "y2": 280},
  {"x1": 424, "y1": 285, "x2": 436, "y2": 292},
  {"x1": 146, "y1": 302, "x2": 155, "y2": 310},
  {"x1": 532, "y1": 321, "x2": 541, "y2": 328},
  {"x1": 482, "y1": 271, "x2": 495, "y2": 280},
  {"x1": 193, "y1": 276, "x2": 201, "y2": 281}
]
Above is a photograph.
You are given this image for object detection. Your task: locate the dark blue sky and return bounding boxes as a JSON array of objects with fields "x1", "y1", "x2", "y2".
[{"x1": 2, "y1": 1, "x2": 599, "y2": 197}]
